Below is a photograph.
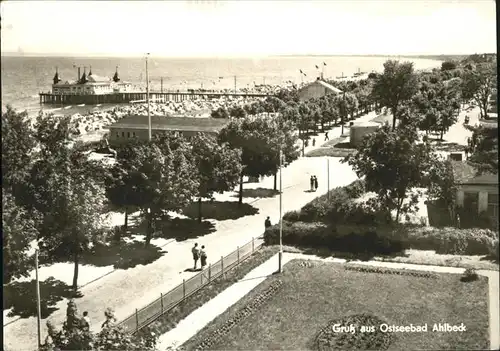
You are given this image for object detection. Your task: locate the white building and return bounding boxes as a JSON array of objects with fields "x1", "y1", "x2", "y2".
[
  {"x1": 51, "y1": 67, "x2": 132, "y2": 95},
  {"x1": 297, "y1": 77, "x2": 343, "y2": 101}
]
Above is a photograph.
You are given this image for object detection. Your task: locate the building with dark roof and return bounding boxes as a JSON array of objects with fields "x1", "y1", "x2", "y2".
[
  {"x1": 107, "y1": 115, "x2": 230, "y2": 143},
  {"x1": 297, "y1": 77, "x2": 343, "y2": 101},
  {"x1": 451, "y1": 161, "x2": 498, "y2": 222}
]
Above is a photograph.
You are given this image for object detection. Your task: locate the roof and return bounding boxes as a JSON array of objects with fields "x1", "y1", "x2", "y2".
[
  {"x1": 315, "y1": 80, "x2": 343, "y2": 94},
  {"x1": 87, "y1": 75, "x2": 111, "y2": 83},
  {"x1": 451, "y1": 161, "x2": 498, "y2": 185},
  {"x1": 352, "y1": 121, "x2": 379, "y2": 127},
  {"x1": 108, "y1": 115, "x2": 231, "y2": 132}
]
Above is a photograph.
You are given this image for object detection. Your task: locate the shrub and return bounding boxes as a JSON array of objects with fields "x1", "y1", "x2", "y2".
[
  {"x1": 283, "y1": 180, "x2": 370, "y2": 223},
  {"x1": 264, "y1": 221, "x2": 405, "y2": 256},
  {"x1": 460, "y1": 268, "x2": 479, "y2": 282},
  {"x1": 407, "y1": 227, "x2": 498, "y2": 255},
  {"x1": 488, "y1": 239, "x2": 499, "y2": 261}
]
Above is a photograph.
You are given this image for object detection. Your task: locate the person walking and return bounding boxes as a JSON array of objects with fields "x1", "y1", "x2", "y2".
[
  {"x1": 324, "y1": 131, "x2": 329, "y2": 141},
  {"x1": 200, "y1": 245, "x2": 207, "y2": 269},
  {"x1": 310, "y1": 175, "x2": 314, "y2": 191},
  {"x1": 314, "y1": 175, "x2": 319, "y2": 191},
  {"x1": 312, "y1": 138, "x2": 316, "y2": 146},
  {"x1": 265, "y1": 216, "x2": 272, "y2": 230},
  {"x1": 192, "y1": 243, "x2": 200, "y2": 270}
]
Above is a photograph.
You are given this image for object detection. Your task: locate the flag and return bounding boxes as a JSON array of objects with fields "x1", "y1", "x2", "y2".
[
  {"x1": 315, "y1": 65, "x2": 319, "y2": 69},
  {"x1": 299, "y1": 69, "x2": 303, "y2": 74},
  {"x1": 323, "y1": 62, "x2": 327, "y2": 66},
  {"x1": 219, "y1": 76, "x2": 224, "y2": 79},
  {"x1": 303, "y1": 72, "x2": 307, "y2": 77}
]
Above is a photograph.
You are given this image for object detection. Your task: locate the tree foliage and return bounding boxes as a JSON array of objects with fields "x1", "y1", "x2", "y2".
[
  {"x1": 372, "y1": 60, "x2": 418, "y2": 130},
  {"x1": 3, "y1": 191, "x2": 38, "y2": 284},
  {"x1": 343, "y1": 124, "x2": 434, "y2": 222},
  {"x1": 461, "y1": 62, "x2": 497, "y2": 118},
  {"x1": 218, "y1": 115, "x2": 299, "y2": 205},
  {"x1": 41, "y1": 301, "x2": 156, "y2": 351},
  {"x1": 1, "y1": 106, "x2": 36, "y2": 193}
]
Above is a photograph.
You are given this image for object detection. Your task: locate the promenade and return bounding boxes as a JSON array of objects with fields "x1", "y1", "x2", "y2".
[{"x1": 3, "y1": 114, "x2": 371, "y2": 350}]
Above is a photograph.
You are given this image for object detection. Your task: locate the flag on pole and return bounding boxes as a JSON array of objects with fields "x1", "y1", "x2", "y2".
[
  {"x1": 299, "y1": 69, "x2": 303, "y2": 74},
  {"x1": 323, "y1": 62, "x2": 327, "y2": 66},
  {"x1": 315, "y1": 65, "x2": 319, "y2": 69}
]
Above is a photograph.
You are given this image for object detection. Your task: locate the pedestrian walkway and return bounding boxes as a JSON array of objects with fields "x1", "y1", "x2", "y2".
[
  {"x1": 3, "y1": 122, "x2": 358, "y2": 350},
  {"x1": 157, "y1": 253, "x2": 500, "y2": 351}
]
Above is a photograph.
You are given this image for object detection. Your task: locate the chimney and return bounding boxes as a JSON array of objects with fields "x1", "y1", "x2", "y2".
[{"x1": 78, "y1": 67, "x2": 81, "y2": 83}]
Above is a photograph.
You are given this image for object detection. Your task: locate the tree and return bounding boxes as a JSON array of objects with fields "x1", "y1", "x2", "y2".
[
  {"x1": 343, "y1": 123, "x2": 434, "y2": 222},
  {"x1": 113, "y1": 138, "x2": 199, "y2": 245},
  {"x1": 372, "y1": 60, "x2": 418, "y2": 130},
  {"x1": 461, "y1": 62, "x2": 497, "y2": 118},
  {"x1": 190, "y1": 133, "x2": 243, "y2": 222},
  {"x1": 467, "y1": 125, "x2": 498, "y2": 174},
  {"x1": 42, "y1": 301, "x2": 156, "y2": 351},
  {"x1": 211, "y1": 107, "x2": 230, "y2": 119},
  {"x1": 39, "y1": 148, "x2": 107, "y2": 290},
  {"x1": 427, "y1": 158, "x2": 458, "y2": 220},
  {"x1": 441, "y1": 61, "x2": 457, "y2": 71},
  {"x1": 3, "y1": 191, "x2": 38, "y2": 285},
  {"x1": 228, "y1": 106, "x2": 247, "y2": 119},
  {"x1": 218, "y1": 116, "x2": 298, "y2": 205},
  {"x1": 1, "y1": 106, "x2": 36, "y2": 194}
]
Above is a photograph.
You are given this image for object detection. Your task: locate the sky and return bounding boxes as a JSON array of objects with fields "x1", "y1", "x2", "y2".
[{"x1": 1, "y1": 0, "x2": 497, "y2": 57}]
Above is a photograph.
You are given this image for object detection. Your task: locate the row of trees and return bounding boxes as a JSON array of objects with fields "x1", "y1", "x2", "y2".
[{"x1": 2, "y1": 105, "x2": 299, "y2": 290}]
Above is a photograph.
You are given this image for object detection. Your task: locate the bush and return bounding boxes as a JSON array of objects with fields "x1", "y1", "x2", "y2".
[
  {"x1": 488, "y1": 239, "x2": 499, "y2": 261},
  {"x1": 283, "y1": 180, "x2": 371, "y2": 223},
  {"x1": 264, "y1": 221, "x2": 405, "y2": 256},
  {"x1": 460, "y1": 268, "x2": 479, "y2": 282},
  {"x1": 407, "y1": 227, "x2": 498, "y2": 255}
]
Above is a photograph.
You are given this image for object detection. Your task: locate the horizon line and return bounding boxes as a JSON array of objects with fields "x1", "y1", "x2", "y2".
[{"x1": 1, "y1": 52, "x2": 494, "y2": 59}]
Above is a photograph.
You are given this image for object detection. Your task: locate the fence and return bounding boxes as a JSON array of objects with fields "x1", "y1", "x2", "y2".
[{"x1": 117, "y1": 236, "x2": 264, "y2": 334}]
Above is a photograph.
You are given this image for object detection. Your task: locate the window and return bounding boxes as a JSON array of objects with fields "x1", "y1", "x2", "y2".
[
  {"x1": 116, "y1": 133, "x2": 119, "y2": 138},
  {"x1": 132, "y1": 132, "x2": 136, "y2": 137},
  {"x1": 127, "y1": 132, "x2": 130, "y2": 138},
  {"x1": 122, "y1": 132, "x2": 125, "y2": 137}
]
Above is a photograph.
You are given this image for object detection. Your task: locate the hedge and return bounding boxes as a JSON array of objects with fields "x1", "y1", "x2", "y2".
[
  {"x1": 264, "y1": 221, "x2": 405, "y2": 256},
  {"x1": 264, "y1": 221, "x2": 499, "y2": 258},
  {"x1": 282, "y1": 179, "x2": 380, "y2": 224}
]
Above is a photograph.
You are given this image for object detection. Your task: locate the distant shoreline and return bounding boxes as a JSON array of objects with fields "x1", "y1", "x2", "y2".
[{"x1": 0, "y1": 53, "x2": 479, "y2": 61}]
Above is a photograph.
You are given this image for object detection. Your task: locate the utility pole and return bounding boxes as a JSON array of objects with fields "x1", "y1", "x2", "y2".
[
  {"x1": 341, "y1": 91, "x2": 346, "y2": 136},
  {"x1": 278, "y1": 148, "x2": 283, "y2": 273},
  {"x1": 161, "y1": 77, "x2": 163, "y2": 93},
  {"x1": 146, "y1": 53, "x2": 151, "y2": 141},
  {"x1": 35, "y1": 248, "x2": 42, "y2": 348},
  {"x1": 234, "y1": 75, "x2": 237, "y2": 93},
  {"x1": 263, "y1": 76, "x2": 266, "y2": 85}
]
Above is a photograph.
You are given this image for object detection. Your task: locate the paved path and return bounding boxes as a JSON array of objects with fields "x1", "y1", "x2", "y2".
[
  {"x1": 3, "y1": 116, "x2": 363, "y2": 350},
  {"x1": 158, "y1": 253, "x2": 500, "y2": 351}
]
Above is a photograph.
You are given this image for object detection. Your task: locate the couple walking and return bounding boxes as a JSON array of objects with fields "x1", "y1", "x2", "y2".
[
  {"x1": 310, "y1": 175, "x2": 319, "y2": 192},
  {"x1": 192, "y1": 243, "x2": 207, "y2": 270}
]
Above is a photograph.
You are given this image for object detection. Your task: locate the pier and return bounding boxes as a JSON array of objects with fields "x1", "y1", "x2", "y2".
[{"x1": 39, "y1": 91, "x2": 272, "y2": 105}]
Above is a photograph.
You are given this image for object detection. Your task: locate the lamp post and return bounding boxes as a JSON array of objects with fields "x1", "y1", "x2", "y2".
[
  {"x1": 278, "y1": 148, "x2": 283, "y2": 273},
  {"x1": 327, "y1": 158, "x2": 330, "y2": 199},
  {"x1": 35, "y1": 245, "x2": 42, "y2": 348},
  {"x1": 146, "y1": 53, "x2": 151, "y2": 141}
]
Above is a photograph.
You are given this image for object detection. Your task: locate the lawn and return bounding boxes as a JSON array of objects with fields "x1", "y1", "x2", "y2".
[{"x1": 184, "y1": 259, "x2": 489, "y2": 350}]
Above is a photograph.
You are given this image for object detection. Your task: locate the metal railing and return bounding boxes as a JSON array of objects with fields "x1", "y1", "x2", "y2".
[{"x1": 117, "y1": 236, "x2": 264, "y2": 334}]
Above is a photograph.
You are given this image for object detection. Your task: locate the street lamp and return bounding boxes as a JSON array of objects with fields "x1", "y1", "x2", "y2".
[
  {"x1": 35, "y1": 242, "x2": 42, "y2": 349},
  {"x1": 278, "y1": 148, "x2": 284, "y2": 273}
]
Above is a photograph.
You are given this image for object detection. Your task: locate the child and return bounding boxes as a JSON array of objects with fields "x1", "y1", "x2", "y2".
[{"x1": 200, "y1": 245, "x2": 207, "y2": 269}]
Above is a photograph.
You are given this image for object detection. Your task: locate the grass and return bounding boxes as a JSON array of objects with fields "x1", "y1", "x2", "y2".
[
  {"x1": 135, "y1": 245, "x2": 282, "y2": 340},
  {"x1": 306, "y1": 147, "x2": 356, "y2": 158},
  {"x1": 184, "y1": 259, "x2": 489, "y2": 350},
  {"x1": 283, "y1": 246, "x2": 499, "y2": 271}
]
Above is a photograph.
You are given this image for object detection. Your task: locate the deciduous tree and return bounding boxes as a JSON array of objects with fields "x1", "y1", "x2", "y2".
[
  {"x1": 190, "y1": 133, "x2": 243, "y2": 221},
  {"x1": 343, "y1": 123, "x2": 434, "y2": 222},
  {"x1": 461, "y1": 62, "x2": 497, "y2": 118},
  {"x1": 372, "y1": 60, "x2": 418, "y2": 130},
  {"x1": 2, "y1": 191, "x2": 38, "y2": 285}
]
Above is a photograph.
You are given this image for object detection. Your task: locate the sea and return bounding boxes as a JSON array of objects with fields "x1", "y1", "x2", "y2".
[{"x1": 1, "y1": 55, "x2": 442, "y2": 117}]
